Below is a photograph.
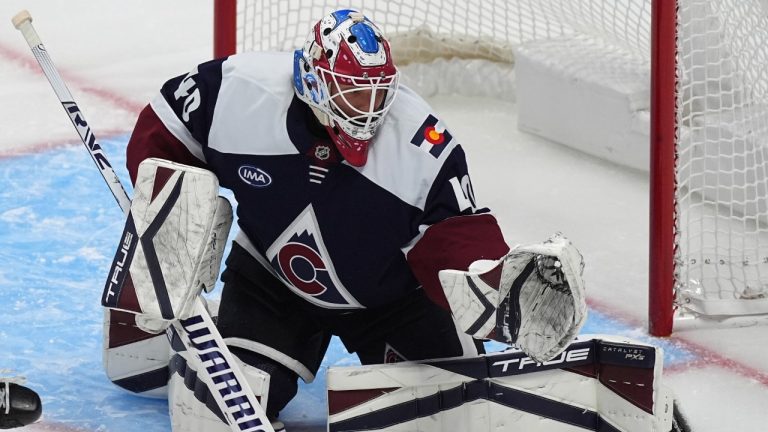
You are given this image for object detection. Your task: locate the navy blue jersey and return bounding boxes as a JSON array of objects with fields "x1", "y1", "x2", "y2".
[{"x1": 127, "y1": 51, "x2": 509, "y2": 311}]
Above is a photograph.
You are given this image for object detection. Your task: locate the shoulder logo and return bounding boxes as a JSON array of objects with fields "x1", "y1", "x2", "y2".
[
  {"x1": 410, "y1": 114, "x2": 453, "y2": 158},
  {"x1": 238, "y1": 165, "x2": 272, "y2": 188}
]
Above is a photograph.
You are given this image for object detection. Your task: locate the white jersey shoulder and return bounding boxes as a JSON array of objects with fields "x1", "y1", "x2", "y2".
[
  {"x1": 356, "y1": 84, "x2": 459, "y2": 210},
  {"x1": 150, "y1": 51, "x2": 458, "y2": 211},
  {"x1": 150, "y1": 51, "x2": 298, "y2": 158},
  {"x1": 209, "y1": 51, "x2": 298, "y2": 156}
]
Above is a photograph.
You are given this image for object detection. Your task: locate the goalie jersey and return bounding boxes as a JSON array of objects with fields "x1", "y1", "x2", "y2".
[{"x1": 126, "y1": 51, "x2": 509, "y2": 311}]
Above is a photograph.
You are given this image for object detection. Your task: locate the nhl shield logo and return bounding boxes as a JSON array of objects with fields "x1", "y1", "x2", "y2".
[
  {"x1": 266, "y1": 205, "x2": 363, "y2": 309},
  {"x1": 315, "y1": 145, "x2": 331, "y2": 160}
]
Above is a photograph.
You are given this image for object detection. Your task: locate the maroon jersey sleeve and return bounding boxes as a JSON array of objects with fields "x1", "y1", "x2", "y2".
[
  {"x1": 126, "y1": 105, "x2": 207, "y2": 185},
  {"x1": 407, "y1": 214, "x2": 510, "y2": 310},
  {"x1": 404, "y1": 142, "x2": 510, "y2": 309}
]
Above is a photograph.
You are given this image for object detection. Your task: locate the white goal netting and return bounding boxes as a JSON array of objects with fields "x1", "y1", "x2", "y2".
[
  {"x1": 675, "y1": 0, "x2": 768, "y2": 316},
  {"x1": 231, "y1": 0, "x2": 768, "y2": 319}
]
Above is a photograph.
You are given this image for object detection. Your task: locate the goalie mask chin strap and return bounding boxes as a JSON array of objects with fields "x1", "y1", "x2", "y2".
[{"x1": 310, "y1": 105, "x2": 331, "y2": 127}]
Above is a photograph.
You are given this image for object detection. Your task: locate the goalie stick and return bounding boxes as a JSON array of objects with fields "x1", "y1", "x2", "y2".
[{"x1": 12, "y1": 10, "x2": 274, "y2": 432}]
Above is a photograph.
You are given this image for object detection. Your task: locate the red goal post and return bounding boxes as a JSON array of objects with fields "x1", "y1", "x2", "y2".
[
  {"x1": 649, "y1": 0, "x2": 677, "y2": 336},
  {"x1": 213, "y1": 0, "x2": 768, "y2": 336},
  {"x1": 213, "y1": 0, "x2": 237, "y2": 58}
]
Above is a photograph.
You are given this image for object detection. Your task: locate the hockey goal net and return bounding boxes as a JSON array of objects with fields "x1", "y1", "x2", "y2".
[{"x1": 213, "y1": 0, "x2": 768, "y2": 336}]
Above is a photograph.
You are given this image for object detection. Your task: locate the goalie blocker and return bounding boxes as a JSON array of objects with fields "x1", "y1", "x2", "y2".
[
  {"x1": 101, "y1": 158, "x2": 232, "y2": 331},
  {"x1": 327, "y1": 335, "x2": 679, "y2": 432},
  {"x1": 101, "y1": 156, "x2": 235, "y2": 401}
]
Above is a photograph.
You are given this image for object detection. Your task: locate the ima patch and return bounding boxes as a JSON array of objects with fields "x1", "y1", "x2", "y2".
[
  {"x1": 238, "y1": 165, "x2": 272, "y2": 188},
  {"x1": 410, "y1": 114, "x2": 452, "y2": 158}
]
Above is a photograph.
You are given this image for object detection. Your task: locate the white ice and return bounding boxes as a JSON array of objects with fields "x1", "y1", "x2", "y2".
[{"x1": 0, "y1": 1, "x2": 766, "y2": 431}]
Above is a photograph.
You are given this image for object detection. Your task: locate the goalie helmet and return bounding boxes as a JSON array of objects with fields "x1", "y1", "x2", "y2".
[{"x1": 293, "y1": 9, "x2": 400, "y2": 167}]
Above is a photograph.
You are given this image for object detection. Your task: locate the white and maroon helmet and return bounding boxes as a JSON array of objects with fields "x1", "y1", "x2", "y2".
[{"x1": 293, "y1": 9, "x2": 399, "y2": 166}]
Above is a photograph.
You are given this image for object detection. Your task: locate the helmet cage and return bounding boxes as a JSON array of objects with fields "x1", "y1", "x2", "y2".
[
  {"x1": 318, "y1": 66, "x2": 399, "y2": 140},
  {"x1": 293, "y1": 9, "x2": 399, "y2": 166}
]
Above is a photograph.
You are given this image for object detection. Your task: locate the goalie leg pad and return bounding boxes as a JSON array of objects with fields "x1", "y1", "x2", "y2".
[
  {"x1": 102, "y1": 309, "x2": 171, "y2": 398},
  {"x1": 327, "y1": 335, "x2": 673, "y2": 432},
  {"x1": 102, "y1": 158, "x2": 233, "y2": 332},
  {"x1": 439, "y1": 233, "x2": 587, "y2": 362},
  {"x1": 103, "y1": 299, "x2": 222, "y2": 398}
]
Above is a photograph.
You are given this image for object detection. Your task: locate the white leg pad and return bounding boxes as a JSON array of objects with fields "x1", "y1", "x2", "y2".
[
  {"x1": 102, "y1": 309, "x2": 170, "y2": 398},
  {"x1": 327, "y1": 335, "x2": 673, "y2": 432}
]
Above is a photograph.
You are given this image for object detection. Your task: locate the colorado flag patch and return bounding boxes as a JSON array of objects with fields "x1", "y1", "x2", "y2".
[{"x1": 410, "y1": 114, "x2": 452, "y2": 158}]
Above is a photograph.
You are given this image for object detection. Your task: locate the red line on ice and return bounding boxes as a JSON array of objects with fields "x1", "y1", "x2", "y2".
[
  {"x1": 587, "y1": 298, "x2": 768, "y2": 387},
  {"x1": 0, "y1": 43, "x2": 145, "y2": 114},
  {"x1": 0, "y1": 128, "x2": 132, "y2": 159},
  {"x1": 0, "y1": 42, "x2": 142, "y2": 158},
  {"x1": 23, "y1": 420, "x2": 97, "y2": 432}
]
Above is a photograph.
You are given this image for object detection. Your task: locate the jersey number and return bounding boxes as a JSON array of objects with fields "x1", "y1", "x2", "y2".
[
  {"x1": 173, "y1": 69, "x2": 201, "y2": 122},
  {"x1": 449, "y1": 175, "x2": 477, "y2": 212}
]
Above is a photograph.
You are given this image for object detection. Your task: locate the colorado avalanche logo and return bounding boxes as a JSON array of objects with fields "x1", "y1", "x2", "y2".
[
  {"x1": 384, "y1": 343, "x2": 407, "y2": 364},
  {"x1": 266, "y1": 205, "x2": 363, "y2": 309}
]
